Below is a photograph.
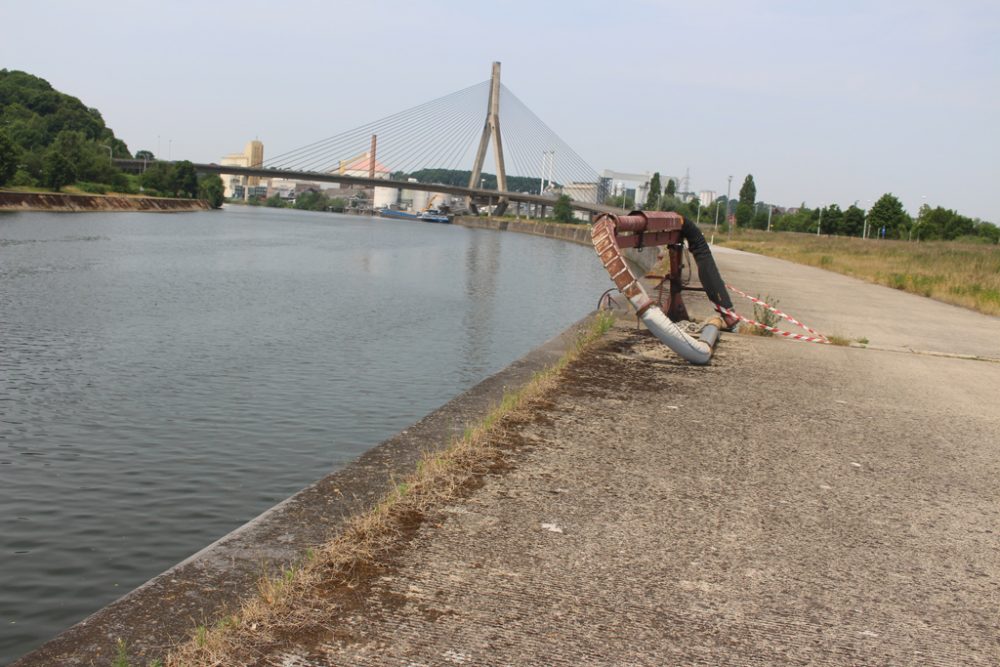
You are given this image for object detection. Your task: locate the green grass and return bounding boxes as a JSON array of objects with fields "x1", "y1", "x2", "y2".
[
  {"x1": 112, "y1": 639, "x2": 129, "y2": 667},
  {"x1": 739, "y1": 294, "x2": 780, "y2": 337},
  {"x1": 716, "y1": 230, "x2": 1000, "y2": 316}
]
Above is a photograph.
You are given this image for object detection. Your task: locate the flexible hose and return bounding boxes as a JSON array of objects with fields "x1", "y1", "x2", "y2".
[{"x1": 592, "y1": 216, "x2": 720, "y2": 365}]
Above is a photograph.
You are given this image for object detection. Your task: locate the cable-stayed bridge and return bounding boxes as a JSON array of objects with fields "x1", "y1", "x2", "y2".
[{"x1": 119, "y1": 63, "x2": 618, "y2": 215}]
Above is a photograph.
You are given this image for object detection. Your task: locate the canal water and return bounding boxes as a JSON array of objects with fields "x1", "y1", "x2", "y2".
[{"x1": 0, "y1": 206, "x2": 608, "y2": 663}]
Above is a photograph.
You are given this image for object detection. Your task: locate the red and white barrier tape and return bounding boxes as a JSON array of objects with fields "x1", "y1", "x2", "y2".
[
  {"x1": 725, "y1": 284, "x2": 829, "y2": 341},
  {"x1": 715, "y1": 287, "x2": 831, "y2": 344}
]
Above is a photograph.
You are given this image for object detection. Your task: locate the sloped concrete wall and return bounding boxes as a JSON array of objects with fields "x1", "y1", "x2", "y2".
[
  {"x1": 0, "y1": 191, "x2": 211, "y2": 212},
  {"x1": 453, "y1": 216, "x2": 658, "y2": 273}
]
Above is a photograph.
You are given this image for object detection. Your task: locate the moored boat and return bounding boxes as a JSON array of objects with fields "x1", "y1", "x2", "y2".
[
  {"x1": 376, "y1": 207, "x2": 421, "y2": 221},
  {"x1": 418, "y1": 209, "x2": 452, "y2": 224}
]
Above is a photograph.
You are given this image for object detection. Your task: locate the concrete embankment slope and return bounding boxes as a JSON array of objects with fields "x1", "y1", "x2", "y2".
[
  {"x1": 0, "y1": 191, "x2": 211, "y2": 212},
  {"x1": 454, "y1": 216, "x2": 592, "y2": 246},
  {"x1": 240, "y1": 248, "x2": 1000, "y2": 665}
]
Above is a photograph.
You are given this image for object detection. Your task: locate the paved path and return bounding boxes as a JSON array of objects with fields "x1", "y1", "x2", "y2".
[
  {"x1": 712, "y1": 245, "x2": 1000, "y2": 359},
  {"x1": 264, "y1": 249, "x2": 1000, "y2": 666}
]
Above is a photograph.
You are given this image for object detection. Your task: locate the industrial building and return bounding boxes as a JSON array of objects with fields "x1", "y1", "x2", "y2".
[{"x1": 219, "y1": 140, "x2": 265, "y2": 200}]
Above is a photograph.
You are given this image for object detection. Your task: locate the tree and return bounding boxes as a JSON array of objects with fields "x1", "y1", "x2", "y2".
[
  {"x1": 294, "y1": 190, "x2": 329, "y2": 211},
  {"x1": 749, "y1": 206, "x2": 769, "y2": 230},
  {"x1": 711, "y1": 196, "x2": 728, "y2": 228},
  {"x1": 915, "y1": 205, "x2": 975, "y2": 241},
  {"x1": 973, "y1": 220, "x2": 999, "y2": 244},
  {"x1": 42, "y1": 149, "x2": 75, "y2": 191},
  {"x1": 733, "y1": 175, "x2": 756, "y2": 228},
  {"x1": 170, "y1": 160, "x2": 198, "y2": 198},
  {"x1": 198, "y1": 173, "x2": 224, "y2": 208},
  {"x1": 735, "y1": 201, "x2": 753, "y2": 228},
  {"x1": 48, "y1": 129, "x2": 88, "y2": 175},
  {"x1": 842, "y1": 204, "x2": 865, "y2": 237},
  {"x1": 771, "y1": 205, "x2": 814, "y2": 233},
  {"x1": 645, "y1": 172, "x2": 661, "y2": 210},
  {"x1": 822, "y1": 204, "x2": 843, "y2": 235},
  {"x1": 135, "y1": 150, "x2": 154, "y2": 161},
  {"x1": 140, "y1": 161, "x2": 174, "y2": 195},
  {"x1": 607, "y1": 193, "x2": 634, "y2": 210},
  {"x1": 658, "y1": 195, "x2": 683, "y2": 213},
  {"x1": 685, "y1": 198, "x2": 702, "y2": 220},
  {"x1": 665, "y1": 178, "x2": 677, "y2": 197},
  {"x1": 867, "y1": 193, "x2": 910, "y2": 239},
  {"x1": 553, "y1": 194, "x2": 575, "y2": 222},
  {"x1": 740, "y1": 174, "x2": 757, "y2": 209},
  {"x1": 0, "y1": 130, "x2": 19, "y2": 185}
]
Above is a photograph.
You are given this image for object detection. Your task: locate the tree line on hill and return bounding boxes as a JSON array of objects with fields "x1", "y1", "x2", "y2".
[
  {"x1": 640, "y1": 171, "x2": 998, "y2": 244},
  {"x1": 0, "y1": 69, "x2": 222, "y2": 207}
]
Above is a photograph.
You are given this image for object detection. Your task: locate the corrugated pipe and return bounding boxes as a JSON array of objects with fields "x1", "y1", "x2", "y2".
[{"x1": 592, "y1": 216, "x2": 722, "y2": 365}]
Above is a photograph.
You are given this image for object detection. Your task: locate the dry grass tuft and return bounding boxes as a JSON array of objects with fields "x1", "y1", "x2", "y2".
[{"x1": 166, "y1": 311, "x2": 615, "y2": 666}]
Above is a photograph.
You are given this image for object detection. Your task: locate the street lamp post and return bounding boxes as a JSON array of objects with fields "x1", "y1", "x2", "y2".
[
  {"x1": 817, "y1": 205, "x2": 823, "y2": 236},
  {"x1": 100, "y1": 144, "x2": 112, "y2": 164},
  {"x1": 725, "y1": 175, "x2": 733, "y2": 239}
]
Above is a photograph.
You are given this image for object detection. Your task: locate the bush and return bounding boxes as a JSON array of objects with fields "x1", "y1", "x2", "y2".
[
  {"x1": 76, "y1": 181, "x2": 109, "y2": 194},
  {"x1": 743, "y1": 294, "x2": 780, "y2": 336},
  {"x1": 553, "y1": 194, "x2": 574, "y2": 223},
  {"x1": 11, "y1": 168, "x2": 37, "y2": 187},
  {"x1": 197, "y1": 174, "x2": 224, "y2": 208},
  {"x1": 953, "y1": 234, "x2": 996, "y2": 245}
]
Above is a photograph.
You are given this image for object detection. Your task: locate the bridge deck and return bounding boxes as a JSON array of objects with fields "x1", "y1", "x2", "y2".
[{"x1": 114, "y1": 160, "x2": 616, "y2": 215}]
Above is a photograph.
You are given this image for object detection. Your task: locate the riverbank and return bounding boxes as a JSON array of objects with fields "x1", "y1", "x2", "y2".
[
  {"x1": 0, "y1": 190, "x2": 211, "y2": 213},
  {"x1": 454, "y1": 215, "x2": 591, "y2": 247},
  {"x1": 11, "y1": 308, "x2": 616, "y2": 667},
  {"x1": 167, "y1": 243, "x2": 1000, "y2": 666},
  {"x1": 4, "y1": 209, "x2": 611, "y2": 665},
  {"x1": 15, "y1": 223, "x2": 1000, "y2": 664}
]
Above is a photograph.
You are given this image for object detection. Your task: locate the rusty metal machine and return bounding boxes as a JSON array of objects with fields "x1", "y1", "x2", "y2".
[{"x1": 592, "y1": 211, "x2": 724, "y2": 365}]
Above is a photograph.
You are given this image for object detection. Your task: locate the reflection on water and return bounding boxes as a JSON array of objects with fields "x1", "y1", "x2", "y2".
[
  {"x1": 0, "y1": 206, "x2": 607, "y2": 662},
  {"x1": 462, "y1": 228, "x2": 502, "y2": 378}
]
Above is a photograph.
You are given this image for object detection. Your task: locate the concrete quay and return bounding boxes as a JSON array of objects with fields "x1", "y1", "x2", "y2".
[
  {"x1": 0, "y1": 191, "x2": 211, "y2": 212},
  {"x1": 16, "y1": 229, "x2": 1000, "y2": 665},
  {"x1": 245, "y1": 246, "x2": 1000, "y2": 665}
]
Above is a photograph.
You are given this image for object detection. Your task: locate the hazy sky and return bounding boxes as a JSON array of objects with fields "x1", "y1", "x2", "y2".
[{"x1": 3, "y1": 0, "x2": 998, "y2": 220}]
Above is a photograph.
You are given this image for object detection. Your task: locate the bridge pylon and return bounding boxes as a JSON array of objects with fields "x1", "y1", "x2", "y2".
[{"x1": 467, "y1": 61, "x2": 509, "y2": 216}]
